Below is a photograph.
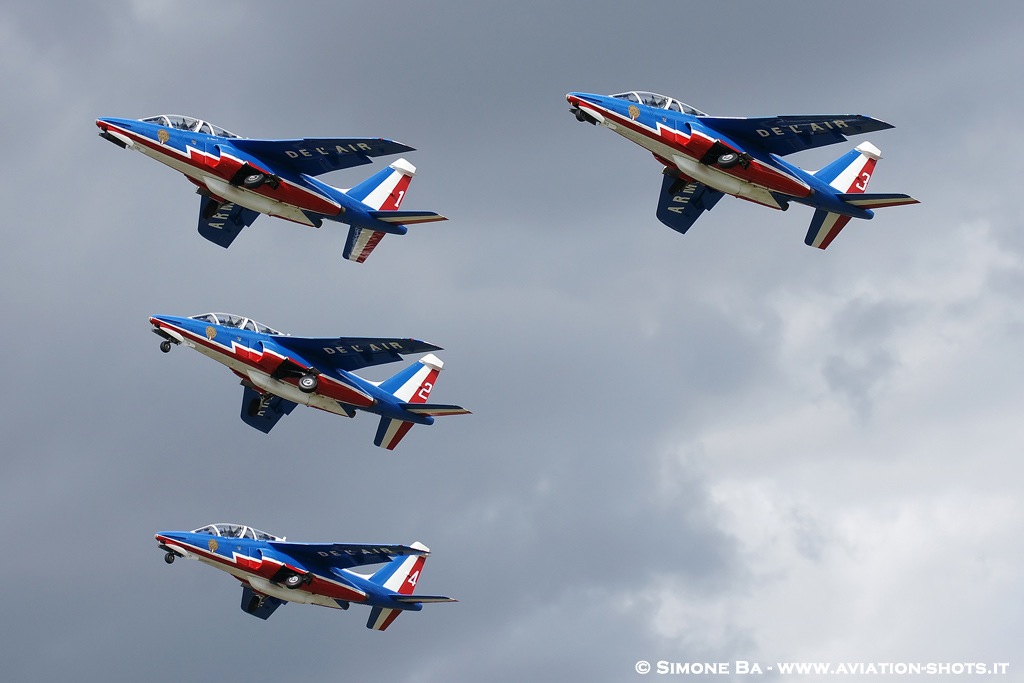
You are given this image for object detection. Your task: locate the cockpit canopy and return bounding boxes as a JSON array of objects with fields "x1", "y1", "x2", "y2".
[
  {"x1": 612, "y1": 92, "x2": 707, "y2": 117},
  {"x1": 189, "y1": 312, "x2": 284, "y2": 336},
  {"x1": 140, "y1": 115, "x2": 239, "y2": 138},
  {"x1": 192, "y1": 523, "x2": 283, "y2": 541}
]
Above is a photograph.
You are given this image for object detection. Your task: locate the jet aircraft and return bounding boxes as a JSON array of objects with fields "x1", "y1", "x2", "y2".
[
  {"x1": 156, "y1": 523, "x2": 454, "y2": 630},
  {"x1": 97, "y1": 115, "x2": 446, "y2": 262},
  {"x1": 567, "y1": 91, "x2": 918, "y2": 248},
  {"x1": 150, "y1": 312, "x2": 469, "y2": 449}
]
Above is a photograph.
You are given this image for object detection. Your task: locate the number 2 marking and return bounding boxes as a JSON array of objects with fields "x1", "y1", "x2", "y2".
[{"x1": 417, "y1": 382, "x2": 433, "y2": 401}]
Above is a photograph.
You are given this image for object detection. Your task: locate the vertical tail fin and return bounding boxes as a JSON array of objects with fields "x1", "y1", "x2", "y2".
[
  {"x1": 805, "y1": 142, "x2": 880, "y2": 249},
  {"x1": 374, "y1": 354, "x2": 444, "y2": 450},
  {"x1": 366, "y1": 543, "x2": 429, "y2": 631},
  {"x1": 348, "y1": 158, "x2": 416, "y2": 211},
  {"x1": 343, "y1": 159, "x2": 417, "y2": 263}
]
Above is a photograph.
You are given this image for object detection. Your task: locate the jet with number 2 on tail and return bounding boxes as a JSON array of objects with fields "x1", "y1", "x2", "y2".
[
  {"x1": 567, "y1": 91, "x2": 918, "y2": 248},
  {"x1": 150, "y1": 312, "x2": 469, "y2": 450},
  {"x1": 156, "y1": 523, "x2": 455, "y2": 630},
  {"x1": 97, "y1": 115, "x2": 446, "y2": 262}
]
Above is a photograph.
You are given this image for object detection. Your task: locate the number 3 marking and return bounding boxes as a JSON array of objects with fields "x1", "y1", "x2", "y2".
[{"x1": 854, "y1": 171, "x2": 871, "y2": 192}]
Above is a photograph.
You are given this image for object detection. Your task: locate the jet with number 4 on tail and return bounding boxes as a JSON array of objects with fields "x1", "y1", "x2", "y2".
[
  {"x1": 156, "y1": 523, "x2": 455, "y2": 630},
  {"x1": 97, "y1": 115, "x2": 446, "y2": 262},
  {"x1": 150, "y1": 312, "x2": 469, "y2": 450},
  {"x1": 567, "y1": 91, "x2": 918, "y2": 248}
]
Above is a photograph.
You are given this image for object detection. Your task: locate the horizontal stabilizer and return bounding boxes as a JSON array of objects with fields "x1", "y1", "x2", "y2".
[
  {"x1": 392, "y1": 595, "x2": 457, "y2": 604},
  {"x1": 837, "y1": 192, "x2": 919, "y2": 209},
  {"x1": 367, "y1": 606, "x2": 402, "y2": 631},
  {"x1": 398, "y1": 403, "x2": 471, "y2": 416},
  {"x1": 805, "y1": 209, "x2": 853, "y2": 250},
  {"x1": 368, "y1": 210, "x2": 447, "y2": 225},
  {"x1": 344, "y1": 226, "x2": 387, "y2": 263}
]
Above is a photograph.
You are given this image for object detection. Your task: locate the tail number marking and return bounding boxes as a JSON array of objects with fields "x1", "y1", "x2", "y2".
[
  {"x1": 853, "y1": 171, "x2": 871, "y2": 192},
  {"x1": 417, "y1": 382, "x2": 433, "y2": 401}
]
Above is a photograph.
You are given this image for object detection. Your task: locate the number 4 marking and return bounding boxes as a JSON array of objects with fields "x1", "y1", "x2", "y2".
[{"x1": 406, "y1": 570, "x2": 419, "y2": 587}]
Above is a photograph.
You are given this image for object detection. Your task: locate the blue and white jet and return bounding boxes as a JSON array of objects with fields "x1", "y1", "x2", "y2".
[
  {"x1": 156, "y1": 523, "x2": 454, "y2": 630},
  {"x1": 150, "y1": 312, "x2": 469, "y2": 449},
  {"x1": 567, "y1": 91, "x2": 918, "y2": 248},
  {"x1": 97, "y1": 115, "x2": 446, "y2": 262}
]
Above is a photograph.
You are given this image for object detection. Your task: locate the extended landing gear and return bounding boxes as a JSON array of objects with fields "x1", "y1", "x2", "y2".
[
  {"x1": 242, "y1": 172, "x2": 267, "y2": 189},
  {"x1": 572, "y1": 107, "x2": 598, "y2": 125},
  {"x1": 245, "y1": 594, "x2": 263, "y2": 613},
  {"x1": 716, "y1": 152, "x2": 742, "y2": 169},
  {"x1": 298, "y1": 373, "x2": 318, "y2": 393},
  {"x1": 282, "y1": 572, "x2": 312, "y2": 589},
  {"x1": 233, "y1": 166, "x2": 281, "y2": 190},
  {"x1": 164, "y1": 551, "x2": 177, "y2": 564},
  {"x1": 160, "y1": 340, "x2": 173, "y2": 353},
  {"x1": 247, "y1": 393, "x2": 274, "y2": 416}
]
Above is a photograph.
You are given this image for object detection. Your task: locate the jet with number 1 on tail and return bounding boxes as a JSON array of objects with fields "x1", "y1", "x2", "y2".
[
  {"x1": 97, "y1": 115, "x2": 446, "y2": 262},
  {"x1": 150, "y1": 312, "x2": 469, "y2": 450},
  {"x1": 156, "y1": 523, "x2": 455, "y2": 630},
  {"x1": 567, "y1": 91, "x2": 918, "y2": 248}
]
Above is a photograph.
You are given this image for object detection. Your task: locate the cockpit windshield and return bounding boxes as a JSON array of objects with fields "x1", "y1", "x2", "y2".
[
  {"x1": 611, "y1": 92, "x2": 706, "y2": 116},
  {"x1": 189, "y1": 312, "x2": 284, "y2": 336},
  {"x1": 191, "y1": 523, "x2": 283, "y2": 541},
  {"x1": 140, "y1": 115, "x2": 240, "y2": 138}
]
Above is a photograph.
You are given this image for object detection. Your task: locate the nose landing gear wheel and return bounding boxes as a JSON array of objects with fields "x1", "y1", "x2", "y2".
[
  {"x1": 164, "y1": 552, "x2": 176, "y2": 564},
  {"x1": 160, "y1": 340, "x2": 173, "y2": 353},
  {"x1": 298, "y1": 374, "x2": 318, "y2": 393}
]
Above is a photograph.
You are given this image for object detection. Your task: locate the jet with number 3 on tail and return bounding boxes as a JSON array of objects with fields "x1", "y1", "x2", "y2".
[
  {"x1": 567, "y1": 91, "x2": 918, "y2": 248},
  {"x1": 97, "y1": 115, "x2": 446, "y2": 262},
  {"x1": 156, "y1": 523, "x2": 455, "y2": 630},
  {"x1": 150, "y1": 312, "x2": 469, "y2": 450}
]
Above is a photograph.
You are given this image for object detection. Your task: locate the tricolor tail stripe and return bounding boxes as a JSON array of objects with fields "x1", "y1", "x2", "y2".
[
  {"x1": 343, "y1": 226, "x2": 386, "y2": 263},
  {"x1": 805, "y1": 209, "x2": 853, "y2": 250},
  {"x1": 375, "y1": 418, "x2": 415, "y2": 450},
  {"x1": 367, "y1": 606, "x2": 402, "y2": 631}
]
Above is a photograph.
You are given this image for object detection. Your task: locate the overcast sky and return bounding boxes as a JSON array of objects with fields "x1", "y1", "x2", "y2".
[{"x1": 3, "y1": 1, "x2": 1023, "y2": 681}]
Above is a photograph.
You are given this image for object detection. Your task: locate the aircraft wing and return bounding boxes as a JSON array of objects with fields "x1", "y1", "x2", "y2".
[
  {"x1": 197, "y1": 196, "x2": 260, "y2": 248},
  {"x1": 655, "y1": 173, "x2": 724, "y2": 235},
  {"x1": 700, "y1": 115, "x2": 894, "y2": 156},
  {"x1": 268, "y1": 542, "x2": 428, "y2": 570},
  {"x1": 240, "y1": 585, "x2": 286, "y2": 620},
  {"x1": 229, "y1": 137, "x2": 415, "y2": 177},
  {"x1": 239, "y1": 385, "x2": 297, "y2": 433},
  {"x1": 272, "y1": 336, "x2": 443, "y2": 373}
]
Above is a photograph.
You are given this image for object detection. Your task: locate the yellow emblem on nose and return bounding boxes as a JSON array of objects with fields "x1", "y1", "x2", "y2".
[
  {"x1": 628, "y1": 105, "x2": 640, "y2": 120},
  {"x1": 208, "y1": 539, "x2": 218, "y2": 552},
  {"x1": 158, "y1": 129, "x2": 169, "y2": 144},
  {"x1": 206, "y1": 326, "x2": 217, "y2": 340}
]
